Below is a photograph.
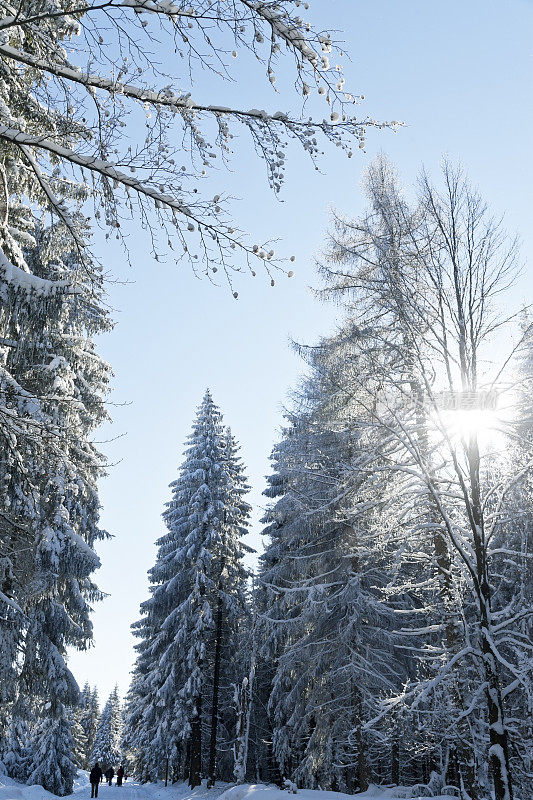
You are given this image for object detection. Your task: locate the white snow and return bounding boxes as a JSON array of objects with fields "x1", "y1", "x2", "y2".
[
  {"x1": 217, "y1": 787, "x2": 456, "y2": 800},
  {"x1": 0, "y1": 776, "x2": 458, "y2": 800},
  {"x1": 0, "y1": 774, "x2": 56, "y2": 800},
  {"x1": 0, "y1": 247, "x2": 75, "y2": 297}
]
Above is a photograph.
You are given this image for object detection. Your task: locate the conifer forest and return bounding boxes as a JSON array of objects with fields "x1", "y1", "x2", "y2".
[{"x1": 0, "y1": 2, "x2": 530, "y2": 800}]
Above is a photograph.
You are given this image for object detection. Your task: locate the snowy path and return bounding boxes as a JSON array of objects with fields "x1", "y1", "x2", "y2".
[
  {"x1": 71, "y1": 778, "x2": 230, "y2": 800},
  {"x1": 90, "y1": 785, "x2": 145, "y2": 800}
]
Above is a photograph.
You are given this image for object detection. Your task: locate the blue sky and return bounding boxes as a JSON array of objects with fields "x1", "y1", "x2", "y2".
[{"x1": 67, "y1": 0, "x2": 533, "y2": 705}]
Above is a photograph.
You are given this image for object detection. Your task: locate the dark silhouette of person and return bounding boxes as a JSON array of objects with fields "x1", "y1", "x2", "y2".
[
  {"x1": 116, "y1": 766, "x2": 125, "y2": 787},
  {"x1": 90, "y1": 763, "x2": 103, "y2": 798},
  {"x1": 105, "y1": 767, "x2": 114, "y2": 786}
]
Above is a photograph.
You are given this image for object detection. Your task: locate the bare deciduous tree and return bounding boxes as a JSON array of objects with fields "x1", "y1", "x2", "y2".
[{"x1": 321, "y1": 159, "x2": 531, "y2": 800}]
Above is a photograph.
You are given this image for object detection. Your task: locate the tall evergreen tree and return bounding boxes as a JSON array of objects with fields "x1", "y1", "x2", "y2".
[
  {"x1": 0, "y1": 225, "x2": 110, "y2": 793},
  {"x1": 78, "y1": 686, "x2": 100, "y2": 770},
  {"x1": 70, "y1": 706, "x2": 88, "y2": 772},
  {"x1": 27, "y1": 710, "x2": 77, "y2": 796},
  {"x1": 259, "y1": 343, "x2": 405, "y2": 791},
  {"x1": 125, "y1": 391, "x2": 251, "y2": 787},
  {"x1": 91, "y1": 687, "x2": 122, "y2": 772}
]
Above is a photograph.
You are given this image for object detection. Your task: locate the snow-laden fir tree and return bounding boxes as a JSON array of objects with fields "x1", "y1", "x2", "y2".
[
  {"x1": 70, "y1": 705, "x2": 88, "y2": 771},
  {"x1": 77, "y1": 685, "x2": 100, "y2": 770},
  {"x1": 125, "y1": 391, "x2": 251, "y2": 787},
  {"x1": 91, "y1": 686, "x2": 122, "y2": 772},
  {"x1": 0, "y1": 225, "x2": 110, "y2": 793},
  {"x1": 205, "y1": 428, "x2": 253, "y2": 786},
  {"x1": 27, "y1": 708, "x2": 77, "y2": 796},
  {"x1": 70, "y1": 684, "x2": 99, "y2": 770},
  {"x1": 122, "y1": 639, "x2": 161, "y2": 782},
  {"x1": 258, "y1": 337, "x2": 406, "y2": 791},
  {"x1": 2, "y1": 706, "x2": 34, "y2": 783}
]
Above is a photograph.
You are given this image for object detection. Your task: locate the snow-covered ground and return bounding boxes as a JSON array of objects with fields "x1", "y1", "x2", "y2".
[
  {"x1": 216, "y1": 786, "x2": 456, "y2": 800},
  {"x1": 0, "y1": 774, "x2": 457, "y2": 800}
]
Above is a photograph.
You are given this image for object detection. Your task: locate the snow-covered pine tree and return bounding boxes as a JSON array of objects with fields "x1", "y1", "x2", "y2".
[
  {"x1": 91, "y1": 687, "x2": 122, "y2": 772},
  {"x1": 70, "y1": 709, "x2": 87, "y2": 771},
  {"x1": 258, "y1": 341, "x2": 404, "y2": 791},
  {"x1": 125, "y1": 391, "x2": 251, "y2": 787},
  {"x1": 0, "y1": 224, "x2": 110, "y2": 794},
  {"x1": 122, "y1": 637, "x2": 162, "y2": 782},
  {"x1": 78, "y1": 685, "x2": 100, "y2": 770},
  {"x1": 2, "y1": 704, "x2": 34, "y2": 783},
  {"x1": 70, "y1": 687, "x2": 91, "y2": 770},
  {"x1": 27, "y1": 706, "x2": 77, "y2": 796},
  {"x1": 206, "y1": 427, "x2": 253, "y2": 786}
]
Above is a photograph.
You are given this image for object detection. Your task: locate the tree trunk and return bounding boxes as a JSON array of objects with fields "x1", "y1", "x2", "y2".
[
  {"x1": 413, "y1": 381, "x2": 480, "y2": 797},
  {"x1": 188, "y1": 694, "x2": 202, "y2": 788},
  {"x1": 234, "y1": 643, "x2": 256, "y2": 784},
  {"x1": 207, "y1": 592, "x2": 224, "y2": 787},
  {"x1": 466, "y1": 434, "x2": 513, "y2": 800},
  {"x1": 353, "y1": 685, "x2": 368, "y2": 792},
  {"x1": 391, "y1": 735, "x2": 400, "y2": 786}
]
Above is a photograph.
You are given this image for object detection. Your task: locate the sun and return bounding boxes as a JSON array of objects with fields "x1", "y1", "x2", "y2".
[
  {"x1": 431, "y1": 389, "x2": 506, "y2": 451},
  {"x1": 444, "y1": 408, "x2": 500, "y2": 446}
]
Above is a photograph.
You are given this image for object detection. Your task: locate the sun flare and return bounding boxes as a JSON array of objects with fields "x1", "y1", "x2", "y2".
[{"x1": 443, "y1": 408, "x2": 500, "y2": 446}]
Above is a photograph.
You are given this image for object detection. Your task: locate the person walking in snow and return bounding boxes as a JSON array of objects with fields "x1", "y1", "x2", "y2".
[
  {"x1": 105, "y1": 767, "x2": 114, "y2": 786},
  {"x1": 116, "y1": 766, "x2": 125, "y2": 787},
  {"x1": 90, "y1": 763, "x2": 103, "y2": 798}
]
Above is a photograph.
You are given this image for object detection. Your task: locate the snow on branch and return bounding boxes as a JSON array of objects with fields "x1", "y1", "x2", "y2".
[
  {"x1": 0, "y1": 42, "x2": 379, "y2": 137},
  {"x1": 0, "y1": 0, "x2": 403, "y2": 284},
  {"x1": 0, "y1": 245, "x2": 77, "y2": 296},
  {"x1": 0, "y1": 589, "x2": 24, "y2": 615}
]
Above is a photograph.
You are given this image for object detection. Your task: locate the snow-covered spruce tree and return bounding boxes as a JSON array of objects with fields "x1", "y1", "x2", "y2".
[
  {"x1": 70, "y1": 703, "x2": 88, "y2": 770},
  {"x1": 71, "y1": 683, "x2": 100, "y2": 769},
  {"x1": 205, "y1": 427, "x2": 253, "y2": 786},
  {"x1": 319, "y1": 160, "x2": 532, "y2": 800},
  {"x1": 91, "y1": 686, "x2": 123, "y2": 772},
  {"x1": 0, "y1": 224, "x2": 110, "y2": 793},
  {"x1": 258, "y1": 338, "x2": 406, "y2": 792},
  {"x1": 125, "y1": 391, "x2": 251, "y2": 787},
  {"x1": 122, "y1": 638, "x2": 162, "y2": 782},
  {"x1": 27, "y1": 707, "x2": 77, "y2": 796},
  {"x1": 2, "y1": 702, "x2": 34, "y2": 783},
  {"x1": 0, "y1": 0, "x2": 397, "y2": 292},
  {"x1": 78, "y1": 685, "x2": 100, "y2": 769}
]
